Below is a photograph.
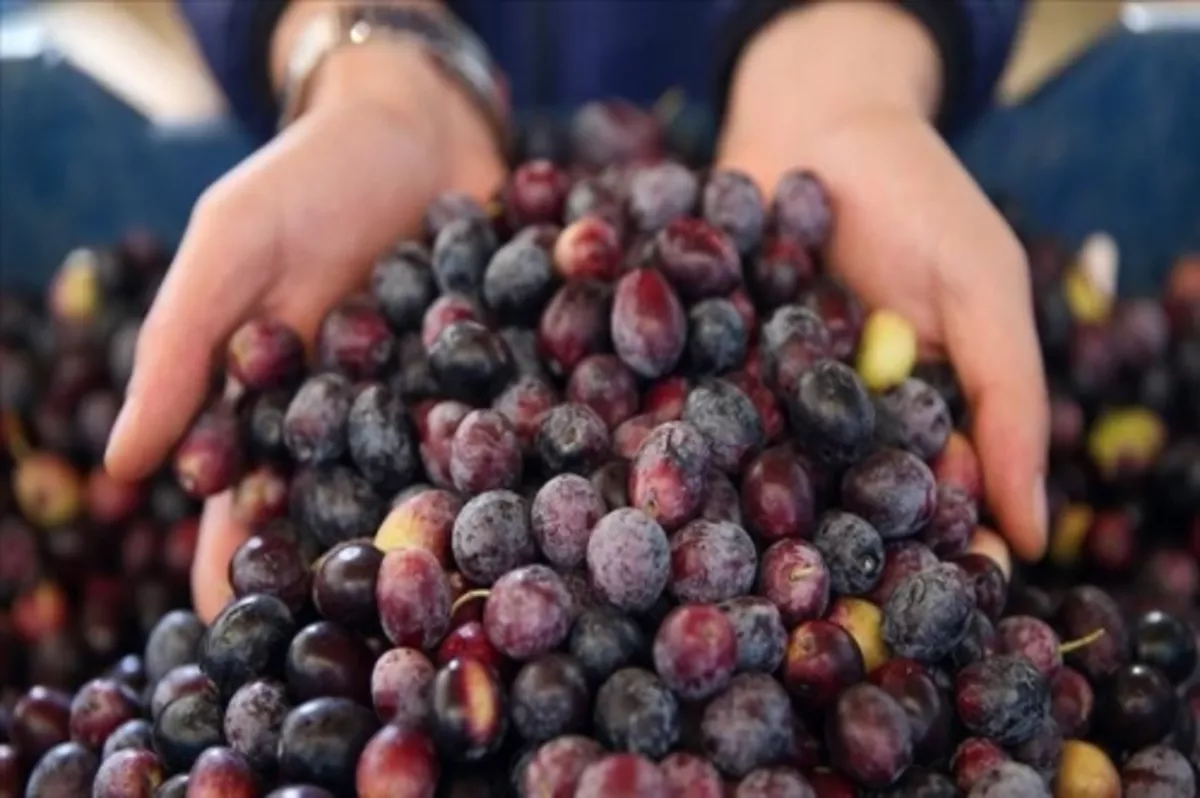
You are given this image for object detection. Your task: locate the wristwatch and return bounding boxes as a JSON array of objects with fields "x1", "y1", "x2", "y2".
[{"x1": 278, "y1": 3, "x2": 511, "y2": 156}]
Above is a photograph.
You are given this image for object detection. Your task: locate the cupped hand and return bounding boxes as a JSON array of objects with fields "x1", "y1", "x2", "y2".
[
  {"x1": 718, "y1": 106, "x2": 1049, "y2": 564},
  {"x1": 104, "y1": 42, "x2": 506, "y2": 621}
]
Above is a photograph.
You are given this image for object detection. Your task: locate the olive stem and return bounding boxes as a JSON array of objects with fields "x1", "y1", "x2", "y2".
[
  {"x1": 1059, "y1": 628, "x2": 1107, "y2": 655},
  {"x1": 451, "y1": 588, "x2": 492, "y2": 617}
]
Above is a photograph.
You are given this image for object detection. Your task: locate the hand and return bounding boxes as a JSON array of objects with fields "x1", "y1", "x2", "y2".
[
  {"x1": 717, "y1": 2, "x2": 1049, "y2": 563},
  {"x1": 104, "y1": 40, "x2": 506, "y2": 621}
]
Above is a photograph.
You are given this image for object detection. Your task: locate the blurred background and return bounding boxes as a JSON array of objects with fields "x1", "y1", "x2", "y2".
[{"x1": 0, "y1": 0, "x2": 1197, "y2": 293}]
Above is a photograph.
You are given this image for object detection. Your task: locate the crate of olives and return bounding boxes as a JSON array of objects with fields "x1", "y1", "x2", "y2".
[{"x1": 1, "y1": 99, "x2": 1199, "y2": 797}]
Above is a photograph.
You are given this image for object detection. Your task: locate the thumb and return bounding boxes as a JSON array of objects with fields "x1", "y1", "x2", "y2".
[
  {"x1": 940, "y1": 234, "x2": 1050, "y2": 562},
  {"x1": 103, "y1": 180, "x2": 273, "y2": 482}
]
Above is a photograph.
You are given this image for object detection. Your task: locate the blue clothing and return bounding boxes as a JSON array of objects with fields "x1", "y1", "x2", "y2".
[
  {"x1": 6, "y1": 20, "x2": 1196, "y2": 291},
  {"x1": 178, "y1": 0, "x2": 1026, "y2": 144}
]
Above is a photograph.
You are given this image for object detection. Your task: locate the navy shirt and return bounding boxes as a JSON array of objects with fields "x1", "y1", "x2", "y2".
[{"x1": 178, "y1": 0, "x2": 1026, "y2": 144}]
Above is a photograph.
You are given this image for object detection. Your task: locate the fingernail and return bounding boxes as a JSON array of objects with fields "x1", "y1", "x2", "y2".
[
  {"x1": 106, "y1": 359, "x2": 143, "y2": 462},
  {"x1": 1031, "y1": 477, "x2": 1049, "y2": 555},
  {"x1": 104, "y1": 400, "x2": 135, "y2": 465},
  {"x1": 967, "y1": 526, "x2": 1012, "y2": 580}
]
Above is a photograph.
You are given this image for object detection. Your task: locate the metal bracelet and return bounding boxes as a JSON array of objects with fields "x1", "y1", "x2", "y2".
[{"x1": 278, "y1": 3, "x2": 511, "y2": 158}]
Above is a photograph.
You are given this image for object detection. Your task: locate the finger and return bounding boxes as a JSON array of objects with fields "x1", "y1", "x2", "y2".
[
  {"x1": 191, "y1": 492, "x2": 250, "y2": 624},
  {"x1": 940, "y1": 231, "x2": 1049, "y2": 562},
  {"x1": 104, "y1": 183, "x2": 274, "y2": 482},
  {"x1": 966, "y1": 526, "x2": 1012, "y2": 581}
]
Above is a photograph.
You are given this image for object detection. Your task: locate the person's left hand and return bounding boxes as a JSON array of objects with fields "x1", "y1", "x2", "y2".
[{"x1": 717, "y1": 2, "x2": 1049, "y2": 563}]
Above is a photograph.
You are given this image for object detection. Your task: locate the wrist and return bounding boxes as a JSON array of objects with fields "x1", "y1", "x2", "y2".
[
  {"x1": 269, "y1": 2, "x2": 504, "y2": 193},
  {"x1": 721, "y1": 2, "x2": 941, "y2": 163}
]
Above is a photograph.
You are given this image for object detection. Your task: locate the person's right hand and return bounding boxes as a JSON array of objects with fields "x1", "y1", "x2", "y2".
[{"x1": 104, "y1": 40, "x2": 506, "y2": 622}]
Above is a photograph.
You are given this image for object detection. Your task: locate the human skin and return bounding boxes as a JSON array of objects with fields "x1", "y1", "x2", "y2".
[
  {"x1": 717, "y1": 2, "x2": 1048, "y2": 564},
  {"x1": 105, "y1": 1, "x2": 1047, "y2": 622}
]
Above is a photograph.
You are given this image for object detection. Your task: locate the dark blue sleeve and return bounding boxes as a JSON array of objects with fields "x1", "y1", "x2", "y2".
[
  {"x1": 919, "y1": 0, "x2": 1029, "y2": 129},
  {"x1": 182, "y1": 0, "x2": 1026, "y2": 143},
  {"x1": 177, "y1": 0, "x2": 287, "y2": 142}
]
